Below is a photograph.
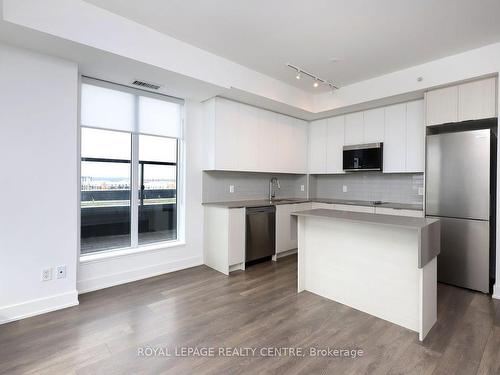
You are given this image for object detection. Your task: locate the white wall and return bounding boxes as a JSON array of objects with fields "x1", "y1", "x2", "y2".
[
  {"x1": 0, "y1": 43, "x2": 79, "y2": 323},
  {"x1": 0, "y1": 43, "x2": 205, "y2": 321},
  {"x1": 77, "y1": 100, "x2": 204, "y2": 293}
]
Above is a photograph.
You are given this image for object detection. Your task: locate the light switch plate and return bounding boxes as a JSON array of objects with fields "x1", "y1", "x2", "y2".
[
  {"x1": 418, "y1": 187, "x2": 424, "y2": 196},
  {"x1": 342, "y1": 185, "x2": 348, "y2": 193},
  {"x1": 300, "y1": 185, "x2": 305, "y2": 192},
  {"x1": 229, "y1": 185, "x2": 235, "y2": 193}
]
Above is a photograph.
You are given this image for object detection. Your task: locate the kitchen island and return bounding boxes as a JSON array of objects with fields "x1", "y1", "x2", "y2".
[{"x1": 292, "y1": 209, "x2": 440, "y2": 340}]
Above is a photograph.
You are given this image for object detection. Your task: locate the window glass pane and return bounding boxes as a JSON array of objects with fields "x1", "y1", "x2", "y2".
[
  {"x1": 138, "y1": 134, "x2": 177, "y2": 163},
  {"x1": 81, "y1": 129, "x2": 131, "y2": 254},
  {"x1": 139, "y1": 96, "x2": 181, "y2": 138},
  {"x1": 81, "y1": 83, "x2": 135, "y2": 132},
  {"x1": 138, "y1": 135, "x2": 177, "y2": 245},
  {"x1": 81, "y1": 128, "x2": 131, "y2": 160}
]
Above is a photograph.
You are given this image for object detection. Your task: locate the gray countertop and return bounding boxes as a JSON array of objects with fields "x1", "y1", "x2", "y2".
[
  {"x1": 291, "y1": 208, "x2": 436, "y2": 229},
  {"x1": 202, "y1": 198, "x2": 423, "y2": 211},
  {"x1": 292, "y1": 208, "x2": 440, "y2": 268}
]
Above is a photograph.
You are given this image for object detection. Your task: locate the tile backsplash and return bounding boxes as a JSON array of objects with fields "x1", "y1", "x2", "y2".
[
  {"x1": 202, "y1": 171, "x2": 307, "y2": 202},
  {"x1": 310, "y1": 172, "x2": 424, "y2": 204}
]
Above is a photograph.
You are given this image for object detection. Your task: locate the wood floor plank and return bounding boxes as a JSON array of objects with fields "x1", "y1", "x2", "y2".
[
  {"x1": 1, "y1": 255, "x2": 499, "y2": 375},
  {"x1": 476, "y1": 326, "x2": 500, "y2": 375}
]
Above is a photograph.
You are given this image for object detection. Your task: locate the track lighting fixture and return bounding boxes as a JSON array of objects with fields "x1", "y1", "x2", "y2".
[{"x1": 286, "y1": 63, "x2": 339, "y2": 91}]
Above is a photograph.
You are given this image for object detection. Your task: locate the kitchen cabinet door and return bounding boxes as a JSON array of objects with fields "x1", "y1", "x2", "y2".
[
  {"x1": 308, "y1": 119, "x2": 327, "y2": 174},
  {"x1": 228, "y1": 208, "x2": 246, "y2": 265},
  {"x1": 326, "y1": 116, "x2": 345, "y2": 174},
  {"x1": 238, "y1": 103, "x2": 261, "y2": 172},
  {"x1": 363, "y1": 107, "x2": 385, "y2": 143},
  {"x1": 258, "y1": 109, "x2": 278, "y2": 173},
  {"x1": 425, "y1": 86, "x2": 458, "y2": 126},
  {"x1": 406, "y1": 100, "x2": 425, "y2": 172},
  {"x1": 384, "y1": 103, "x2": 407, "y2": 173},
  {"x1": 458, "y1": 78, "x2": 497, "y2": 121},
  {"x1": 275, "y1": 204, "x2": 291, "y2": 254},
  {"x1": 344, "y1": 112, "x2": 364, "y2": 145},
  {"x1": 276, "y1": 203, "x2": 311, "y2": 253},
  {"x1": 214, "y1": 98, "x2": 240, "y2": 170},
  {"x1": 272, "y1": 113, "x2": 289, "y2": 173},
  {"x1": 289, "y1": 117, "x2": 308, "y2": 174}
]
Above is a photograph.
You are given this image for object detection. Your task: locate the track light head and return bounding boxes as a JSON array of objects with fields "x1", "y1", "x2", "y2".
[
  {"x1": 296, "y1": 70, "x2": 301, "y2": 80},
  {"x1": 313, "y1": 79, "x2": 319, "y2": 88}
]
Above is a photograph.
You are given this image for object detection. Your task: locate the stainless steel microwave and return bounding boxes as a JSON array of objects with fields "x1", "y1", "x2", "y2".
[{"x1": 343, "y1": 143, "x2": 383, "y2": 171}]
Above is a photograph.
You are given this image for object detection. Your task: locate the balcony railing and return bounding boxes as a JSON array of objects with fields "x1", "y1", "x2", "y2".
[{"x1": 80, "y1": 157, "x2": 177, "y2": 254}]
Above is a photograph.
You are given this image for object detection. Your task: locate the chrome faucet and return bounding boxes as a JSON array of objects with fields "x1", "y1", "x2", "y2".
[{"x1": 269, "y1": 177, "x2": 281, "y2": 201}]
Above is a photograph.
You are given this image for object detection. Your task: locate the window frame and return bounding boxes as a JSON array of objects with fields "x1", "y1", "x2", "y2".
[{"x1": 78, "y1": 77, "x2": 184, "y2": 259}]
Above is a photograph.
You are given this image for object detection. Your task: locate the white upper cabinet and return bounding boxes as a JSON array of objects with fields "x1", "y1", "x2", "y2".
[
  {"x1": 258, "y1": 109, "x2": 277, "y2": 173},
  {"x1": 308, "y1": 119, "x2": 328, "y2": 174},
  {"x1": 425, "y1": 86, "x2": 458, "y2": 126},
  {"x1": 405, "y1": 100, "x2": 425, "y2": 173},
  {"x1": 275, "y1": 114, "x2": 308, "y2": 173},
  {"x1": 238, "y1": 103, "x2": 261, "y2": 172},
  {"x1": 211, "y1": 98, "x2": 240, "y2": 171},
  {"x1": 426, "y1": 77, "x2": 497, "y2": 126},
  {"x1": 308, "y1": 99, "x2": 424, "y2": 175},
  {"x1": 363, "y1": 107, "x2": 385, "y2": 143},
  {"x1": 289, "y1": 117, "x2": 308, "y2": 174},
  {"x1": 344, "y1": 112, "x2": 364, "y2": 145},
  {"x1": 203, "y1": 97, "x2": 307, "y2": 174},
  {"x1": 458, "y1": 78, "x2": 497, "y2": 121},
  {"x1": 326, "y1": 116, "x2": 345, "y2": 174},
  {"x1": 384, "y1": 103, "x2": 407, "y2": 173}
]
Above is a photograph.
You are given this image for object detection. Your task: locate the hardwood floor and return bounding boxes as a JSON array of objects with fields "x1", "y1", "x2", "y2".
[{"x1": 1, "y1": 255, "x2": 499, "y2": 375}]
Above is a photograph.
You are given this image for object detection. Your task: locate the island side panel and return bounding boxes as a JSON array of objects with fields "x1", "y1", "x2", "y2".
[
  {"x1": 302, "y1": 216, "x2": 421, "y2": 332},
  {"x1": 419, "y1": 257, "x2": 437, "y2": 341},
  {"x1": 297, "y1": 216, "x2": 306, "y2": 293}
]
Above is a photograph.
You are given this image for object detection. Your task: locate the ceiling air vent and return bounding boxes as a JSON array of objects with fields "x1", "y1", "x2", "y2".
[{"x1": 131, "y1": 80, "x2": 162, "y2": 90}]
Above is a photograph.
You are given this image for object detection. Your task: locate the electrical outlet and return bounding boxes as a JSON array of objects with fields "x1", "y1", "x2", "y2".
[
  {"x1": 300, "y1": 185, "x2": 305, "y2": 192},
  {"x1": 56, "y1": 265, "x2": 67, "y2": 279},
  {"x1": 41, "y1": 268, "x2": 52, "y2": 281},
  {"x1": 342, "y1": 185, "x2": 348, "y2": 193},
  {"x1": 229, "y1": 185, "x2": 235, "y2": 193}
]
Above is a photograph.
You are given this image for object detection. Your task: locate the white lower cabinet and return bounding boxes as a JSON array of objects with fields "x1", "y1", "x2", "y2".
[
  {"x1": 276, "y1": 203, "x2": 312, "y2": 254},
  {"x1": 204, "y1": 206, "x2": 246, "y2": 275},
  {"x1": 374, "y1": 207, "x2": 424, "y2": 217}
]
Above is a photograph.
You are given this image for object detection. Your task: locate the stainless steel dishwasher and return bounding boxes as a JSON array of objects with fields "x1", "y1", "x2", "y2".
[{"x1": 246, "y1": 206, "x2": 276, "y2": 264}]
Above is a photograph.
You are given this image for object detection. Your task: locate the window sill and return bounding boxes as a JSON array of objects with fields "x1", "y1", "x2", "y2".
[{"x1": 79, "y1": 240, "x2": 186, "y2": 264}]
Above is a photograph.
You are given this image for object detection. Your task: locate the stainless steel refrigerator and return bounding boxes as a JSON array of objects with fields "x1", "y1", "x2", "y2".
[{"x1": 426, "y1": 128, "x2": 493, "y2": 293}]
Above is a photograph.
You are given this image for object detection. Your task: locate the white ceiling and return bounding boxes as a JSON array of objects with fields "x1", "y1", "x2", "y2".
[{"x1": 84, "y1": 0, "x2": 500, "y2": 92}]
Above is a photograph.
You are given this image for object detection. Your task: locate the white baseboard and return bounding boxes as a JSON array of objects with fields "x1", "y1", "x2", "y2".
[
  {"x1": 493, "y1": 283, "x2": 500, "y2": 300},
  {"x1": 77, "y1": 255, "x2": 203, "y2": 294},
  {"x1": 276, "y1": 248, "x2": 297, "y2": 259},
  {"x1": 0, "y1": 290, "x2": 79, "y2": 325}
]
